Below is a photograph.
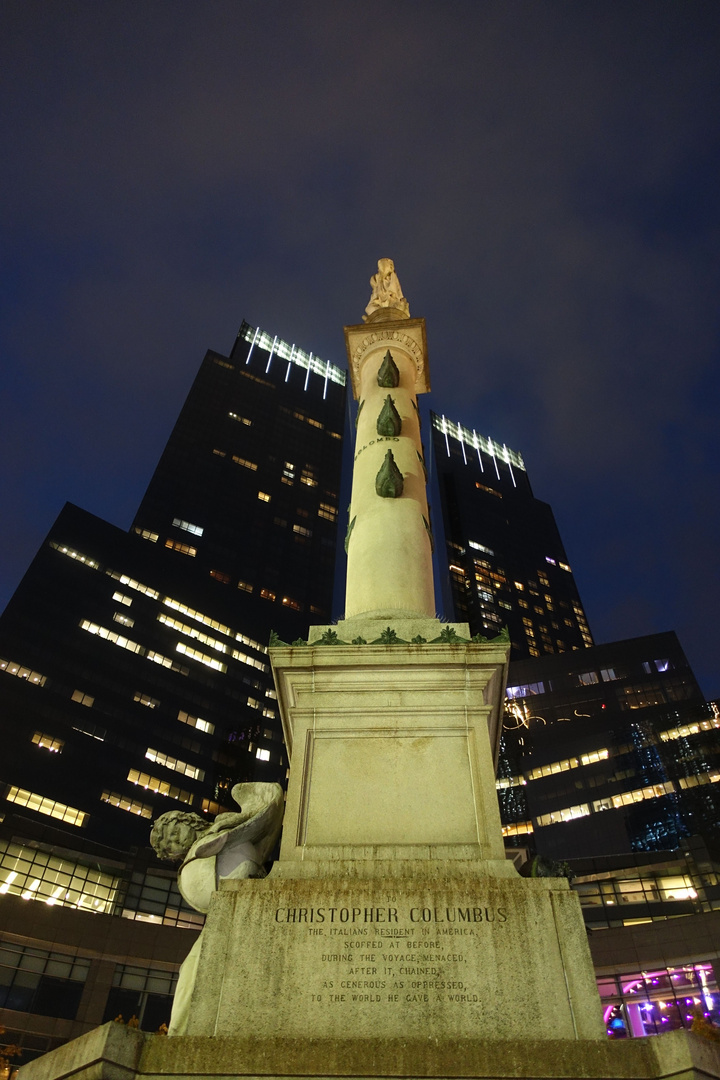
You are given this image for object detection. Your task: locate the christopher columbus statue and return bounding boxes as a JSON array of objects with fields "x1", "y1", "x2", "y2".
[{"x1": 363, "y1": 258, "x2": 410, "y2": 321}]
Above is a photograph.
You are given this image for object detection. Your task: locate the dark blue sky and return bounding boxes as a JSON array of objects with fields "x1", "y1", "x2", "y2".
[{"x1": 2, "y1": 1, "x2": 719, "y2": 695}]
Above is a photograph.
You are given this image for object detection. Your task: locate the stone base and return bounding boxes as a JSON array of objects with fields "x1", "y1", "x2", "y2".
[
  {"x1": 17, "y1": 1022, "x2": 720, "y2": 1080},
  {"x1": 182, "y1": 869, "x2": 602, "y2": 1042}
]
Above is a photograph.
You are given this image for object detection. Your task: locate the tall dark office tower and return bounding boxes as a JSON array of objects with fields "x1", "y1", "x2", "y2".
[
  {"x1": 430, "y1": 413, "x2": 593, "y2": 659},
  {"x1": 497, "y1": 632, "x2": 718, "y2": 860},
  {"x1": 0, "y1": 322, "x2": 346, "y2": 853}
]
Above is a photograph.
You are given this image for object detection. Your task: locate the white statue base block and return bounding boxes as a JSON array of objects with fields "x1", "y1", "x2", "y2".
[{"x1": 184, "y1": 868, "x2": 602, "y2": 1041}]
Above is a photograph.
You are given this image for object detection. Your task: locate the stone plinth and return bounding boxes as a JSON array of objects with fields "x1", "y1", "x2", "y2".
[
  {"x1": 181, "y1": 869, "x2": 603, "y2": 1042},
  {"x1": 17, "y1": 1020, "x2": 720, "y2": 1080},
  {"x1": 270, "y1": 637, "x2": 510, "y2": 870}
]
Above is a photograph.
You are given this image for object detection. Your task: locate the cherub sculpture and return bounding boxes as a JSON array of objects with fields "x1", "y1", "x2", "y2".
[
  {"x1": 363, "y1": 258, "x2": 410, "y2": 321},
  {"x1": 150, "y1": 782, "x2": 284, "y2": 1034}
]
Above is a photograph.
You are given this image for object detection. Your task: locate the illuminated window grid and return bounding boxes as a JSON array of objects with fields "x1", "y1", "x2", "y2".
[
  {"x1": 127, "y1": 770, "x2": 192, "y2": 805},
  {"x1": 113, "y1": 612, "x2": 135, "y2": 627},
  {"x1": 677, "y1": 770, "x2": 720, "y2": 790},
  {"x1": 133, "y1": 528, "x2": 159, "y2": 542},
  {"x1": 232, "y1": 455, "x2": 258, "y2": 471},
  {"x1": 0, "y1": 657, "x2": 47, "y2": 686},
  {"x1": 6, "y1": 787, "x2": 88, "y2": 827},
  {"x1": 0, "y1": 840, "x2": 120, "y2": 914},
  {"x1": 32, "y1": 732, "x2": 64, "y2": 753},
  {"x1": 232, "y1": 649, "x2": 269, "y2": 672},
  {"x1": 146, "y1": 747, "x2": 205, "y2": 782},
  {"x1": 596, "y1": 963, "x2": 718, "y2": 1037},
  {"x1": 172, "y1": 518, "x2": 203, "y2": 536},
  {"x1": 134, "y1": 692, "x2": 159, "y2": 708},
  {"x1": 495, "y1": 775, "x2": 525, "y2": 790},
  {"x1": 72, "y1": 689, "x2": 94, "y2": 707},
  {"x1": 293, "y1": 525, "x2": 312, "y2": 537},
  {"x1": 158, "y1": 613, "x2": 228, "y2": 653},
  {"x1": 81, "y1": 620, "x2": 143, "y2": 653},
  {"x1": 162, "y1": 598, "x2": 265, "y2": 655},
  {"x1": 257, "y1": 491, "x2": 271, "y2": 502},
  {"x1": 101, "y1": 790, "x2": 153, "y2": 819},
  {"x1": 113, "y1": 592, "x2": 132, "y2": 606},
  {"x1": 525, "y1": 749, "x2": 609, "y2": 782},
  {"x1": 178, "y1": 710, "x2": 214, "y2": 735},
  {"x1": 537, "y1": 782, "x2": 677, "y2": 827},
  {"x1": 165, "y1": 538, "x2": 197, "y2": 557},
  {"x1": 49, "y1": 542, "x2": 100, "y2": 568},
  {"x1": 228, "y1": 412, "x2": 252, "y2": 426},
  {"x1": 146, "y1": 650, "x2": 190, "y2": 675},
  {"x1": 502, "y1": 822, "x2": 533, "y2": 837},
  {"x1": 660, "y1": 718, "x2": 720, "y2": 742},
  {"x1": 536, "y1": 802, "x2": 591, "y2": 827},
  {"x1": 175, "y1": 642, "x2": 227, "y2": 672},
  {"x1": 574, "y1": 872, "x2": 699, "y2": 913},
  {"x1": 106, "y1": 570, "x2": 160, "y2": 599},
  {"x1": 256, "y1": 748, "x2": 271, "y2": 761}
]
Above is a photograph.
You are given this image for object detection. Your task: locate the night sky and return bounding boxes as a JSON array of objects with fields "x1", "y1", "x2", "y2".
[{"x1": 2, "y1": 2, "x2": 719, "y2": 696}]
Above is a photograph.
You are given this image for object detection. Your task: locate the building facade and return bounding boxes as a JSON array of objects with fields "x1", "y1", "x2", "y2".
[
  {"x1": 0, "y1": 323, "x2": 346, "y2": 852},
  {"x1": 497, "y1": 632, "x2": 719, "y2": 860},
  {"x1": 430, "y1": 413, "x2": 593, "y2": 658}
]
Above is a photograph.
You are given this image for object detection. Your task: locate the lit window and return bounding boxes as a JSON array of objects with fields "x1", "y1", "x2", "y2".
[
  {"x1": 228, "y1": 412, "x2": 252, "y2": 426},
  {"x1": 231, "y1": 649, "x2": 269, "y2": 672},
  {"x1": 265, "y1": 688, "x2": 277, "y2": 699},
  {"x1": 175, "y1": 642, "x2": 227, "y2": 672},
  {"x1": 214, "y1": 359, "x2": 234, "y2": 370},
  {"x1": 237, "y1": 581, "x2": 253, "y2": 593},
  {"x1": 545, "y1": 556, "x2": 557, "y2": 565},
  {"x1": 559, "y1": 562, "x2": 571, "y2": 572},
  {"x1": 262, "y1": 707, "x2": 276, "y2": 719},
  {"x1": 502, "y1": 822, "x2": 534, "y2": 836},
  {"x1": 6, "y1": 787, "x2": 88, "y2": 827},
  {"x1": 260, "y1": 588, "x2": 276, "y2": 601},
  {"x1": 318, "y1": 503, "x2": 337, "y2": 521},
  {"x1": 536, "y1": 803, "x2": 591, "y2": 827},
  {"x1": 133, "y1": 528, "x2": 159, "y2": 542},
  {"x1": 32, "y1": 732, "x2": 64, "y2": 753},
  {"x1": 146, "y1": 650, "x2": 190, "y2": 674},
  {"x1": 327, "y1": 431, "x2": 341, "y2": 439},
  {"x1": 210, "y1": 569, "x2": 231, "y2": 584},
  {"x1": 49, "y1": 542, "x2": 100, "y2": 568},
  {"x1": 600, "y1": 668, "x2": 618, "y2": 682},
  {"x1": 113, "y1": 612, "x2": 134, "y2": 628},
  {"x1": 178, "y1": 709, "x2": 214, "y2": 735},
  {"x1": 202, "y1": 799, "x2": 224, "y2": 815},
  {"x1": 146, "y1": 748, "x2": 205, "y2": 782},
  {"x1": 293, "y1": 525, "x2": 312, "y2": 537},
  {"x1": 113, "y1": 592, "x2": 132, "y2": 606},
  {"x1": 257, "y1": 491, "x2": 271, "y2": 502},
  {"x1": 106, "y1": 571, "x2": 159, "y2": 599},
  {"x1": 513, "y1": 582, "x2": 524, "y2": 591},
  {"x1": 233, "y1": 455, "x2": 258, "y2": 471},
  {"x1": 292, "y1": 409, "x2": 323, "y2": 429},
  {"x1": 592, "y1": 781, "x2": 674, "y2": 811},
  {"x1": 506, "y1": 682, "x2": 545, "y2": 699},
  {"x1": 71, "y1": 689, "x2": 95, "y2": 707},
  {"x1": 282, "y1": 463, "x2": 295, "y2": 484},
  {"x1": 158, "y1": 613, "x2": 227, "y2": 653},
  {"x1": 81, "y1": 620, "x2": 144, "y2": 654},
  {"x1": 127, "y1": 770, "x2": 192, "y2": 805},
  {"x1": 213, "y1": 448, "x2": 226, "y2": 457},
  {"x1": 165, "y1": 539, "x2": 197, "y2": 557},
  {"x1": 163, "y1": 598, "x2": 232, "y2": 637},
  {"x1": 0, "y1": 657, "x2": 47, "y2": 686},
  {"x1": 281, "y1": 596, "x2": 301, "y2": 611},
  {"x1": 101, "y1": 791, "x2": 153, "y2": 818},
  {"x1": 134, "y1": 692, "x2": 159, "y2": 708},
  {"x1": 469, "y1": 541, "x2": 495, "y2": 555},
  {"x1": 72, "y1": 720, "x2": 106, "y2": 741},
  {"x1": 300, "y1": 468, "x2": 318, "y2": 488},
  {"x1": 578, "y1": 671, "x2": 599, "y2": 686},
  {"x1": 256, "y1": 748, "x2": 271, "y2": 761},
  {"x1": 660, "y1": 717, "x2": 720, "y2": 741},
  {"x1": 172, "y1": 518, "x2": 204, "y2": 537}
]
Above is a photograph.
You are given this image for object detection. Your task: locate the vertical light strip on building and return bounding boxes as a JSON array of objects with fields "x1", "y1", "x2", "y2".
[
  {"x1": 458, "y1": 421, "x2": 467, "y2": 464},
  {"x1": 304, "y1": 353, "x2": 313, "y2": 392},
  {"x1": 245, "y1": 326, "x2": 259, "y2": 365},
  {"x1": 285, "y1": 344, "x2": 296, "y2": 382},
  {"x1": 504, "y1": 445, "x2": 516, "y2": 487},
  {"x1": 265, "y1": 336, "x2": 278, "y2": 373}
]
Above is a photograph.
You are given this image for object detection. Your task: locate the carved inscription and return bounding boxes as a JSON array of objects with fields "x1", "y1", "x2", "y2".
[
  {"x1": 353, "y1": 435, "x2": 400, "y2": 463},
  {"x1": 273, "y1": 898, "x2": 509, "y2": 1008}
]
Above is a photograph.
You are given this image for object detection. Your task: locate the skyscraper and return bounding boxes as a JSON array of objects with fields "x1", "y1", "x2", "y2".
[
  {"x1": 430, "y1": 413, "x2": 593, "y2": 658},
  {"x1": 497, "y1": 632, "x2": 718, "y2": 859},
  {"x1": 0, "y1": 322, "x2": 346, "y2": 852}
]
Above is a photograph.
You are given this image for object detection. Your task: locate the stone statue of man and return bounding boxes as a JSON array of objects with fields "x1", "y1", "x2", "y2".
[
  {"x1": 150, "y1": 782, "x2": 284, "y2": 1035},
  {"x1": 364, "y1": 258, "x2": 410, "y2": 321}
]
